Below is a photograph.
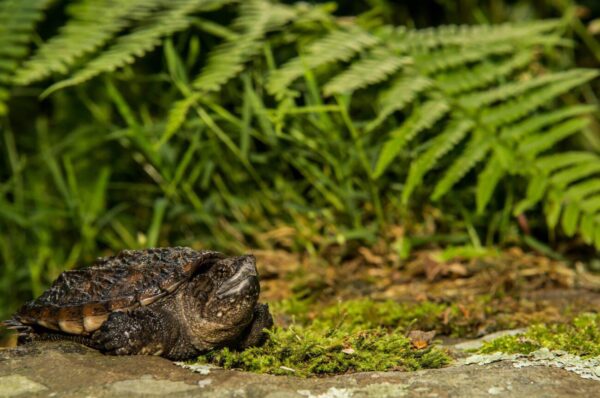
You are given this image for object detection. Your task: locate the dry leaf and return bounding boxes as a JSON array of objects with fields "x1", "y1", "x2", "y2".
[{"x1": 408, "y1": 330, "x2": 436, "y2": 349}]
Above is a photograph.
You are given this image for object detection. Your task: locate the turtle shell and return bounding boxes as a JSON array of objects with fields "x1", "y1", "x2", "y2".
[{"x1": 14, "y1": 247, "x2": 224, "y2": 335}]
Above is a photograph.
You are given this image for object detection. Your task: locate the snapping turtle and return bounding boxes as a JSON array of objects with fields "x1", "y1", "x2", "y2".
[{"x1": 3, "y1": 247, "x2": 273, "y2": 359}]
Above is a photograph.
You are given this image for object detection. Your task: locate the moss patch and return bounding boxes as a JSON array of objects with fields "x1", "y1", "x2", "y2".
[
  {"x1": 272, "y1": 296, "x2": 532, "y2": 338},
  {"x1": 193, "y1": 299, "x2": 600, "y2": 376},
  {"x1": 479, "y1": 313, "x2": 600, "y2": 358},
  {"x1": 195, "y1": 299, "x2": 451, "y2": 377}
]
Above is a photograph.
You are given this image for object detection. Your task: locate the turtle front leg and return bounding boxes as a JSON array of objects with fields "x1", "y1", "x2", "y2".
[
  {"x1": 92, "y1": 307, "x2": 196, "y2": 359},
  {"x1": 235, "y1": 303, "x2": 274, "y2": 350}
]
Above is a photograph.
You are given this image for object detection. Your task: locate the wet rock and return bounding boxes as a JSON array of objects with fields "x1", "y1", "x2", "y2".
[
  {"x1": 0, "y1": 375, "x2": 47, "y2": 397},
  {"x1": 0, "y1": 341, "x2": 597, "y2": 397},
  {"x1": 109, "y1": 375, "x2": 198, "y2": 395}
]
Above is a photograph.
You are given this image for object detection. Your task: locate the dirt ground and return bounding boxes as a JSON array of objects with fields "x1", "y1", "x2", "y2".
[{"x1": 256, "y1": 247, "x2": 600, "y2": 336}]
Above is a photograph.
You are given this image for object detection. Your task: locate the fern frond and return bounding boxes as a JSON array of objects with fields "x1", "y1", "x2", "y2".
[
  {"x1": 366, "y1": 74, "x2": 432, "y2": 132},
  {"x1": 459, "y1": 70, "x2": 587, "y2": 110},
  {"x1": 476, "y1": 154, "x2": 506, "y2": 214},
  {"x1": 579, "y1": 214, "x2": 596, "y2": 244},
  {"x1": 544, "y1": 191, "x2": 562, "y2": 229},
  {"x1": 550, "y1": 161, "x2": 600, "y2": 189},
  {"x1": 564, "y1": 179, "x2": 600, "y2": 202},
  {"x1": 401, "y1": 119, "x2": 473, "y2": 203},
  {"x1": 535, "y1": 151, "x2": 598, "y2": 174},
  {"x1": 391, "y1": 19, "x2": 560, "y2": 51},
  {"x1": 436, "y1": 51, "x2": 533, "y2": 95},
  {"x1": 267, "y1": 28, "x2": 379, "y2": 96},
  {"x1": 500, "y1": 105, "x2": 596, "y2": 141},
  {"x1": 482, "y1": 69, "x2": 598, "y2": 126},
  {"x1": 432, "y1": 134, "x2": 492, "y2": 201},
  {"x1": 43, "y1": 0, "x2": 230, "y2": 96},
  {"x1": 373, "y1": 99, "x2": 449, "y2": 178},
  {"x1": 0, "y1": 0, "x2": 51, "y2": 114},
  {"x1": 323, "y1": 49, "x2": 409, "y2": 96},
  {"x1": 192, "y1": 0, "x2": 297, "y2": 92},
  {"x1": 580, "y1": 195, "x2": 600, "y2": 214},
  {"x1": 537, "y1": 156, "x2": 600, "y2": 244},
  {"x1": 516, "y1": 152, "x2": 600, "y2": 245},
  {"x1": 518, "y1": 118, "x2": 590, "y2": 158},
  {"x1": 413, "y1": 42, "x2": 514, "y2": 75},
  {"x1": 514, "y1": 175, "x2": 548, "y2": 214},
  {"x1": 14, "y1": 0, "x2": 163, "y2": 85},
  {"x1": 561, "y1": 202, "x2": 580, "y2": 237}
]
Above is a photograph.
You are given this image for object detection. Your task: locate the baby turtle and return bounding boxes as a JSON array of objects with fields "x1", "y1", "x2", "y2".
[{"x1": 3, "y1": 247, "x2": 273, "y2": 359}]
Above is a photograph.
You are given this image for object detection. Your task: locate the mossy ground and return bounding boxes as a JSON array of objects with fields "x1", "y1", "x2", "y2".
[
  {"x1": 197, "y1": 299, "x2": 452, "y2": 377},
  {"x1": 479, "y1": 313, "x2": 600, "y2": 358},
  {"x1": 2, "y1": 247, "x2": 598, "y2": 376},
  {"x1": 191, "y1": 248, "x2": 600, "y2": 377}
]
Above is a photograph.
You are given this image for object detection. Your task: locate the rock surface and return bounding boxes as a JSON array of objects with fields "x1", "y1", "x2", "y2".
[{"x1": 0, "y1": 341, "x2": 598, "y2": 397}]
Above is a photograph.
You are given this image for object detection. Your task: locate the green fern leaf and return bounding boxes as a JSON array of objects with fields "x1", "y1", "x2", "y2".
[
  {"x1": 500, "y1": 105, "x2": 596, "y2": 141},
  {"x1": 550, "y1": 161, "x2": 600, "y2": 189},
  {"x1": 14, "y1": 0, "x2": 163, "y2": 85},
  {"x1": 579, "y1": 212, "x2": 596, "y2": 243},
  {"x1": 44, "y1": 0, "x2": 230, "y2": 96},
  {"x1": 518, "y1": 118, "x2": 590, "y2": 158},
  {"x1": 432, "y1": 134, "x2": 492, "y2": 201},
  {"x1": 490, "y1": 142, "x2": 516, "y2": 171},
  {"x1": 0, "y1": 0, "x2": 51, "y2": 114},
  {"x1": 267, "y1": 27, "x2": 379, "y2": 96},
  {"x1": 402, "y1": 119, "x2": 473, "y2": 204},
  {"x1": 436, "y1": 51, "x2": 532, "y2": 95},
  {"x1": 392, "y1": 19, "x2": 560, "y2": 51},
  {"x1": 535, "y1": 151, "x2": 598, "y2": 174},
  {"x1": 514, "y1": 175, "x2": 548, "y2": 215},
  {"x1": 323, "y1": 49, "x2": 409, "y2": 96},
  {"x1": 373, "y1": 99, "x2": 449, "y2": 178},
  {"x1": 544, "y1": 191, "x2": 562, "y2": 229},
  {"x1": 459, "y1": 70, "x2": 587, "y2": 110},
  {"x1": 476, "y1": 154, "x2": 506, "y2": 214},
  {"x1": 193, "y1": 0, "x2": 297, "y2": 92},
  {"x1": 366, "y1": 74, "x2": 432, "y2": 132},
  {"x1": 414, "y1": 42, "x2": 513, "y2": 75},
  {"x1": 482, "y1": 69, "x2": 598, "y2": 126},
  {"x1": 564, "y1": 178, "x2": 600, "y2": 202},
  {"x1": 561, "y1": 202, "x2": 580, "y2": 237},
  {"x1": 581, "y1": 195, "x2": 600, "y2": 214}
]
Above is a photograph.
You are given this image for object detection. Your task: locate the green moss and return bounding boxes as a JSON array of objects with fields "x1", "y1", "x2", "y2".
[
  {"x1": 479, "y1": 313, "x2": 600, "y2": 358},
  {"x1": 194, "y1": 300, "x2": 600, "y2": 376},
  {"x1": 199, "y1": 325, "x2": 450, "y2": 377},
  {"x1": 194, "y1": 299, "x2": 452, "y2": 376}
]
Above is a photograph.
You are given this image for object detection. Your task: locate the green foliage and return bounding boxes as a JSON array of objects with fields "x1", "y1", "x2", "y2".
[
  {"x1": 267, "y1": 27, "x2": 380, "y2": 96},
  {"x1": 479, "y1": 313, "x2": 600, "y2": 358},
  {"x1": 200, "y1": 327, "x2": 449, "y2": 376},
  {"x1": 13, "y1": 0, "x2": 164, "y2": 85},
  {"x1": 192, "y1": 0, "x2": 297, "y2": 92},
  {"x1": 0, "y1": 0, "x2": 599, "y2": 315},
  {"x1": 0, "y1": 0, "x2": 51, "y2": 114},
  {"x1": 44, "y1": 0, "x2": 233, "y2": 96},
  {"x1": 196, "y1": 299, "x2": 452, "y2": 376}
]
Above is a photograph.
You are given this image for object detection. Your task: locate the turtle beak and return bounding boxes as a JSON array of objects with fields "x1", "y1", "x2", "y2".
[{"x1": 216, "y1": 255, "x2": 258, "y2": 299}]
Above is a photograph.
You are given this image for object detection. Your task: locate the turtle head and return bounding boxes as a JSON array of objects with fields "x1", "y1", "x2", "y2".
[{"x1": 200, "y1": 255, "x2": 260, "y2": 328}]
